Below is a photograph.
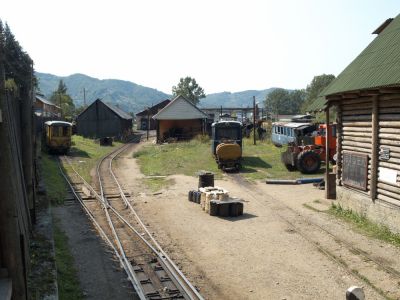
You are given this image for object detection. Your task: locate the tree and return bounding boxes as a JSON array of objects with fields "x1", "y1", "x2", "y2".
[
  {"x1": 50, "y1": 80, "x2": 75, "y2": 118},
  {"x1": 172, "y1": 76, "x2": 205, "y2": 105},
  {"x1": 301, "y1": 74, "x2": 335, "y2": 112},
  {"x1": 264, "y1": 88, "x2": 306, "y2": 117}
]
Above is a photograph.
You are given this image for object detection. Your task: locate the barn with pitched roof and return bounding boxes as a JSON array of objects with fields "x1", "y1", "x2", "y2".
[
  {"x1": 323, "y1": 16, "x2": 400, "y2": 232},
  {"x1": 152, "y1": 95, "x2": 208, "y2": 143},
  {"x1": 76, "y1": 99, "x2": 132, "y2": 138}
]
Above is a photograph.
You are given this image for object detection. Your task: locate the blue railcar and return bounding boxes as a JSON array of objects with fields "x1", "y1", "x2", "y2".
[{"x1": 271, "y1": 122, "x2": 316, "y2": 147}]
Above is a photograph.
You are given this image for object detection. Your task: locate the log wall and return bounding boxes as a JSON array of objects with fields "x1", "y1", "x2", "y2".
[{"x1": 336, "y1": 94, "x2": 400, "y2": 207}]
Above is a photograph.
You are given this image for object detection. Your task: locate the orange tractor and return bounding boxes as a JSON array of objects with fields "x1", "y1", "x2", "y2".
[{"x1": 281, "y1": 124, "x2": 336, "y2": 174}]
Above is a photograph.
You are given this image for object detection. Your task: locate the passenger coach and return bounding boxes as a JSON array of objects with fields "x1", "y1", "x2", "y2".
[{"x1": 44, "y1": 120, "x2": 72, "y2": 153}]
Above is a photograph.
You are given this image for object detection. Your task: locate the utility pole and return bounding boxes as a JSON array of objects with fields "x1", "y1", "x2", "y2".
[
  {"x1": 58, "y1": 92, "x2": 62, "y2": 119},
  {"x1": 253, "y1": 96, "x2": 256, "y2": 145},
  {"x1": 146, "y1": 107, "x2": 150, "y2": 141},
  {"x1": 83, "y1": 88, "x2": 86, "y2": 106}
]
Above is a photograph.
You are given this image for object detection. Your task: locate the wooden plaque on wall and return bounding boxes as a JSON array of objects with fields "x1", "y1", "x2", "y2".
[{"x1": 342, "y1": 152, "x2": 369, "y2": 191}]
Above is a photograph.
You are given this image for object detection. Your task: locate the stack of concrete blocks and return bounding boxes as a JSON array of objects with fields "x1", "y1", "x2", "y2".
[{"x1": 198, "y1": 187, "x2": 244, "y2": 217}]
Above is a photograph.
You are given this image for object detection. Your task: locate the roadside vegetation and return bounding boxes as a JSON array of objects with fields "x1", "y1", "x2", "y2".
[
  {"x1": 133, "y1": 135, "x2": 325, "y2": 186},
  {"x1": 329, "y1": 204, "x2": 400, "y2": 248},
  {"x1": 67, "y1": 135, "x2": 122, "y2": 182},
  {"x1": 39, "y1": 135, "x2": 122, "y2": 299},
  {"x1": 53, "y1": 220, "x2": 83, "y2": 300}
]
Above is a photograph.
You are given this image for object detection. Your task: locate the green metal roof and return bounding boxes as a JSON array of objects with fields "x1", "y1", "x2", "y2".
[
  {"x1": 305, "y1": 95, "x2": 326, "y2": 112},
  {"x1": 324, "y1": 14, "x2": 400, "y2": 96}
]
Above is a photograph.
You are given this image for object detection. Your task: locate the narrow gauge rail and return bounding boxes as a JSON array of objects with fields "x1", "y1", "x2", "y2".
[
  {"x1": 228, "y1": 174, "x2": 400, "y2": 299},
  {"x1": 60, "y1": 138, "x2": 203, "y2": 300}
]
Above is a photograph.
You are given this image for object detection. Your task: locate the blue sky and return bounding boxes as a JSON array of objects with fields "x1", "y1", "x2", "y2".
[{"x1": 2, "y1": 0, "x2": 399, "y2": 94}]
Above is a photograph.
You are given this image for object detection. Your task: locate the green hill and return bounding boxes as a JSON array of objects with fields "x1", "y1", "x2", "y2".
[
  {"x1": 36, "y1": 72, "x2": 170, "y2": 114},
  {"x1": 36, "y1": 72, "x2": 279, "y2": 113},
  {"x1": 198, "y1": 89, "x2": 277, "y2": 108}
]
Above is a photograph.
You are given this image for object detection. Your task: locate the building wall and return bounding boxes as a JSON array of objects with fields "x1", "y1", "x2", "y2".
[
  {"x1": 337, "y1": 186, "x2": 400, "y2": 234},
  {"x1": 334, "y1": 93, "x2": 400, "y2": 230},
  {"x1": 77, "y1": 101, "x2": 132, "y2": 138},
  {"x1": 158, "y1": 119, "x2": 203, "y2": 142}
]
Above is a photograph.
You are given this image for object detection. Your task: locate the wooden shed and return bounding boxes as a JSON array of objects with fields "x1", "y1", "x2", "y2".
[
  {"x1": 136, "y1": 99, "x2": 170, "y2": 130},
  {"x1": 323, "y1": 16, "x2": 400, "y2": 233},
  {"x1": 76, "y1": 99, "x2": 132, "y2": 138},
  {"x1": 34, "y1": 93, "x2": 60, "y2": 117},
  {"x1": 152, "y1": 95, "x2": 208, "y2": 143}
]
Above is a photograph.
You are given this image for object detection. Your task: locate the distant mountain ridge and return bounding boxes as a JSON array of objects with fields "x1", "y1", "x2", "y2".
[{"x1": 36, "y1": 72, "x2": 278, "y2": 113}]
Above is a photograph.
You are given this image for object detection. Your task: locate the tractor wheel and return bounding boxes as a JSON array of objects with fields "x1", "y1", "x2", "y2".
[
  {"x1": 296, "y1": 150, "x2": 321, "y2": 174},
  {"x1": 284, "y1": 164, "x2": 297, "y2": 172}
]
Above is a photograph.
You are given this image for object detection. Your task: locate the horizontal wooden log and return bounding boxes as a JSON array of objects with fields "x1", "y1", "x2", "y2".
[
  {"x1": 342, "y1": 146, "x2": 371, "y2": 154},
  {"x1": 379, "y1": 114, "x2": 400, "y2": 121},
  {"x1": 379, "y1": 157, "x2": 400, "y2": 164},
  {"x1": 342, "y1": 136, "x2": 371, "y2": 143},
  {"x1": 380, "y1": 107, "x2": 400, "y2": 114},
  {"x1": 342, "y1": 132, "x2": 372, "y2": 138},
  {"x1": 380, "y1": 139, "x2": 400, "y2": 147},
  {"x1": 379, "y1": 133, "x2": 400, "y2": 141},
  {"x1": 379, "y1": 94, "x2": 400, "y2": 102},
  {"x1": 342, "y1": 109, "x2": 371, "y2": 116},
  {"x1": 379, "y1": 128, "x2": 400, "y2": 134},
  {"x1": 384, "y1": 152, "x2": 400, "y2": 159},
  {"x1": 341, "y1": 98, "x2": 373, "y2": 105},
  {"x1": 377, "y1": 188, "x2": 400, "y2": 201},
  {"x1": 342, "y1": 121, "x2": 372, "y2": 127},
  {"x1": 379, "y1": 121, "x2": 400, "y2": 128},
  {"x1": 378, "y1": 180, "x2": 400, "y2": 189},
  {"x1": 342, "y1": 140, "x2": 372, "y2": 149},
  {"x1": 379, "y1": 161, "x2": 400, "y2": 171},
  {"x1": 377, "y1": 194, "x2": 400, "y2": 207},
  {"x1": 342, "y1": 126, "x2": 372, "y2": 132},
  {"x1": 342, "y1": 115, "x2": 372, "y2": 122}
]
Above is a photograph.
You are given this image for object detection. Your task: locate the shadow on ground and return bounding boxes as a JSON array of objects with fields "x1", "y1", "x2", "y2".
[
  {"x1": 240, "y1": 156, "x2": 271, "y2": 173},
  {"x1": 68, "y1": 147, "x2": 90, "y2": 158},
  {"x1": 218, "y1": 213, "x2": 258, "y2": 222}
]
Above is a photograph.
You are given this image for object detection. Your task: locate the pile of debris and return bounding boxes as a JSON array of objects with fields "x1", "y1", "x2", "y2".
[{"x1": 188, "y1": 171, "x2": 244, "y2": 217}]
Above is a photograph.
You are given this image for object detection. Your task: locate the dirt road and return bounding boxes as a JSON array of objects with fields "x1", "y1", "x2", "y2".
[{"x1": 114, "y1": 141, "x2": 400, "y2": 299}]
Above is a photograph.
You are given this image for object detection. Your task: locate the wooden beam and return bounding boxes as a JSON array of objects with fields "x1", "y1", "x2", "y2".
[
  {"x1": 370, "y1": 95, "x2": 378, "y2": 201},
  {"x1": 325, "y1": 106, "x2": 332, "y2": 199}
]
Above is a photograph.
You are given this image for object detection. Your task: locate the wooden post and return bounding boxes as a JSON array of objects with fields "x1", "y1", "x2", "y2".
[
  {"x1": 325, "y1": 105, "x2": 331, "y2": 199},
  {"x1": 146, "y1": 107, "x2": 150, "y2": 141},
  {"x1": 253, "y1": 96, "x2": 256, "y2": 145},
  {"x1": 370, "y1": 96, "x2": 379, "y2": 200}
]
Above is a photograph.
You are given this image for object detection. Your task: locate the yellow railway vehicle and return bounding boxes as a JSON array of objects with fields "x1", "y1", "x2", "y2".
[{"x1": 44, "y1": 121, "x2": 72, "y2": 153}]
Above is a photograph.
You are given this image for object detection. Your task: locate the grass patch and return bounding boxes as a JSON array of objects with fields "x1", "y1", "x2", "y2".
[
  {"x1": 66, "y1": 135, "x2": 122, "y2": 183},
  {"x1": 133, "y1": 137, "x2": 326, "y2": 181},
  {"x1": 134, "y1": 139, "x2": 221, "y2": 177},
  {"x1": 142, "y1": 177, "x2": 175, "y2": 192},
  {"x1": 329, "y1": 204, "x2": 400, "y2": 247},
  {"x1": 240, "y1": 138, "x2": 326, "y2": 180},
  {"x1": 28, "y1": 231, "x2": 56, "y2": 299},
  {"x1": 53, "y1": 220, "x2": 83, "y2": 300},
  {"x1": 302, "y1": 203, "x2": 322, "y2": 212},
  {"x1": 41, "y1": 154, "x2": 68, "y2": 205}
]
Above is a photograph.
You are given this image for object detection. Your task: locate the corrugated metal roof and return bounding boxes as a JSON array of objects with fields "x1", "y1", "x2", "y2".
[
  {"x1": 101, "y1": 101, "x2": 132, "y2": 120},
  {"x1": 152, "y1": 95, "x2": 208, "y2": 120},
  {"x1": 136, "y1": 99, "x2": 170, "y2": 116},
  {"x1": 35, "y1": 94, "x2": 59, "y2": 107},
  {"x1": 324, "y1": 14, "x2": 400, "y2": 96},
  {"x1": 305, "y1": 95, "x2": 326, "y2": 112},
  {"x1": 77, "y1": 99, "x2": 132, "y2": 120}
]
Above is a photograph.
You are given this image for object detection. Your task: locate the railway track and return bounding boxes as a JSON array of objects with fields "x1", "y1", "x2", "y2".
[
  {"x1": 228, "y1": 173, "x2": 400, "y2": 299},
  {"x1": 59, "y1": 137, "x2": 203, "y2": 300}
]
